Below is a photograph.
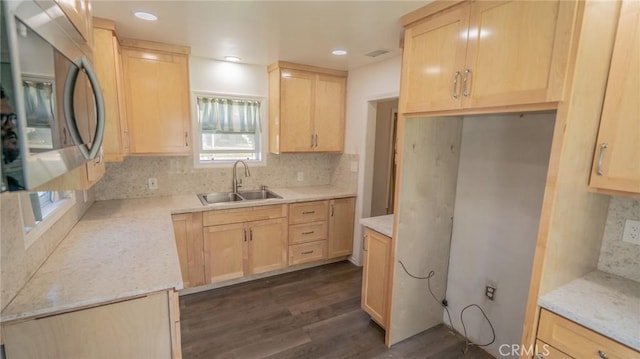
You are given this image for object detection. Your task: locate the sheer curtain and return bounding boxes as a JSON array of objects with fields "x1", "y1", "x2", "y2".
[{"x1": 197, "y1": 97, "x2": 260, "y2": 134}]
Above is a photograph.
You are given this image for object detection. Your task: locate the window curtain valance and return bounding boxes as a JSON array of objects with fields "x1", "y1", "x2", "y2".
[{"x1": 197, "y1": 96, "x2": 261, "y2": 134}]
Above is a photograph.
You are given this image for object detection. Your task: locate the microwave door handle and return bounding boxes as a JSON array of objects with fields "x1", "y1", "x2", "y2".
[
  {"x1": 63, "y1": 58, "x2": 91, "y2": 159},
  {"x1": 80, "y1": 57, "x2": 105, "y2": 160}
]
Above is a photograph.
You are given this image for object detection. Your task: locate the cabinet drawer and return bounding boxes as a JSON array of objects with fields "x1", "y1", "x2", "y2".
[
  {"x1": 537, "y1": 309, "x2": 639, "y2": 359},
  {"x1": 535, "y1": 340, "x2": 571, "y2": 359},
  {"x1": 289, "y1": 240, "x2": 327, "y2": 265},
  {"x1": 289, "y1": 221, "x2": 328, "y2": 244},
  {"x1": 203, "y1": 204, "x2": 287, "y2": 226},
  {"x1": 289, "y1": 201, "x2": 329, "y2": 224}
]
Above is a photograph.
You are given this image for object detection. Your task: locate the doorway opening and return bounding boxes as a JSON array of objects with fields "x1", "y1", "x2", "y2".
[{"x1": 369, "y1": 98, "x2": 398, "y2": 217}]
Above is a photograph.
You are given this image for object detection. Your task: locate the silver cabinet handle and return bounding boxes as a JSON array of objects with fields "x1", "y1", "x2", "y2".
[
  {"x1": 302, "y1": 231, "x2": 315, "y2": 235},
  {"x1": 314, "y1": 134, "x2": 318, "y2": 148},
  {"x1": 243, "y1": 228, "x2": 247, "y2": 242},
  {"x1": 331, "y1": 204, "x2": 335, "y2": 216},
  {"x1": 311, "y1": 134, "x2": 314, "y2": 148},
  {"x1": 249, "y1": 228, "x2": 253, "y2": 241},
  {"x1": 301, "y1": 250, "x2": 314, "y2": 255},
  {"x1": 452, "y1": 71, "x2": 461, "y2": 99},
  {"x1": 596, "y1": 143, "x2": 608, "y2": 175},
  {"x1": 463, "y1": 68, "x2": 472, "y2": 97},
  {"x1": 185, "y1": 131, "x2": 189, "y2": 147},
  {"x1": 598, "y1": 350, "x2": 608, "y2": 359},
  {"x1": 363, "y1": 235, "x2": 367, "y2": 251}
]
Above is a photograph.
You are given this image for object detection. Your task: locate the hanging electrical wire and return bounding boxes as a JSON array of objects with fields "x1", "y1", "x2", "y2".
[{"x1": 397, "y1": 260, "x2": 496, "y2": 354}]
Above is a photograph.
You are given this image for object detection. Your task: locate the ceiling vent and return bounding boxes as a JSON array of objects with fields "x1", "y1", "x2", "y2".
[{"x1": 365, "y1": 49, "x2": 391, "y2": 58}]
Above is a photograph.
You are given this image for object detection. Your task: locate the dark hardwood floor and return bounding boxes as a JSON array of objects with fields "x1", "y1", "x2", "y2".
[{"x1": 180, "y1": 261, "x2": 493, "y2": 359}]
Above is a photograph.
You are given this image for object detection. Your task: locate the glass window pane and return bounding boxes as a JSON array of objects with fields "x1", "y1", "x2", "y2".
[{"x1": 201, "y1": 133, "x2": 256, "y2": 151}]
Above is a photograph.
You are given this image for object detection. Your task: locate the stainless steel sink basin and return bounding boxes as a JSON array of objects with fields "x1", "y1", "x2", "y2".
[
  {"x1": 237, "y1": 189, "x2": 282, "y2": 200},
  {"x1": 197, "y1": 189, "x2": 282, "y2": 205},
  {"x1": 197, "y1": 192, "x2": 243, "y2": 205}
]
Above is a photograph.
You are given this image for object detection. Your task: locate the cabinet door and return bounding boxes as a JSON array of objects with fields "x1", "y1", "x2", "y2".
[
  {"x1": 203, "y1": 223, "x2": 246, "y2": 283},
  {"x1": 122, "y1": 48, "x2": 191, "y2": 155},
  {"x1": 361, "y1": 229, "x2": 391, "y2": 328},
  {"x1": 280, "y1": 70, "x2": 314, "y2": 152},
  {"x1": 327, "y1": 197, "x2": 355, "y2": 258},
  {"x1": 400, "y1": 4, "x2": 470, "y2": 113},
  {"x1": 172, "y1": 212, "x2": 205, "y2": 288},
  {"x1": 4, "y1": 292, "x2": 172, "y2": 359},
  {"x1": 590, "y1": 0, "x2": 640, "y2": 194},
  {"x1": 463, "y1": 0, "x2": 577, "y2": 108},
  {"x1": 314, "y1": 75, "x2": 346, "y2": 152},
  {"x1": 55, "y1": 0, "x2": 92, "y2": 46},
  {"x1": 248, "y1": 218, "x2": 287, "y2": 275},
  {"x1": 93, "y1": 27, "x2": 127, "y2": 162}
]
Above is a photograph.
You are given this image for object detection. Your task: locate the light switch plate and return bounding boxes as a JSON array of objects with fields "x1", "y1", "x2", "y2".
[
  {"x1": 622, "y1": 219, "x2": 640, "y2": 245},
  {"x1": 350, "y1": 161, "x2": 358, "y2": 173},
  {"x1": 297, "y1": 172, "x2": 304, "y2": 182}
]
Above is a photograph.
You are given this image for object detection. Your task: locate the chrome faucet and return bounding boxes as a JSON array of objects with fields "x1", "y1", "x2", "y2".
[{"x1": 232, "y1": 160, "x2": 251, "y2": 193}]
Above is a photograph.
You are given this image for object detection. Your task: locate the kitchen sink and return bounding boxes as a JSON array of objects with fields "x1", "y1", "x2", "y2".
[
  {"x1": 237, "y1": 189, "x2": 282, "y2": 200},
  {"x1": 197, "y1": 192, "x2": 244, "y2": 205},
  {"x1": 197, "y1": 189, "x2": 282, "y2": 205}
]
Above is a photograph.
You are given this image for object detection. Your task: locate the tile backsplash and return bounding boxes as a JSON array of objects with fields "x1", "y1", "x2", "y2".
[
  {"x1": 94, "y1": 153, "x2": 358, "y2": 201},
  {"x1": 598, "y1": 197, "x2": 640, "y2": 282}
]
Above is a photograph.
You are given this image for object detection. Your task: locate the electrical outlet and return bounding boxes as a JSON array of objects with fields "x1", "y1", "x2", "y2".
[
  {"x1": 350, "y1": 160, "x2": 358, "y2": 173},
  {"x1": 148, "y1": 178, "x2": 158, "y2": 190},
  {"x1": 485, "y1": 285, "x2": 496, "y2": 301},
  {"x1": 622, "y1": 219, "x2": 640, "y2": 245},
  {"x1": 297, "y1": 171, "x2": 304, "y2": 182}
]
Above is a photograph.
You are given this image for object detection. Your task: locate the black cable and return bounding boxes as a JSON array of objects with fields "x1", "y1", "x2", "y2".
[
  {"x1": 397, "y1": 261, "x2": 454, "y2": 332},
  {"x1": 397, "y1": 260, "x2": 496, "y2": 354},
  {"x1": 460, "y1": 304, "x2": 496, "y2": 353}
]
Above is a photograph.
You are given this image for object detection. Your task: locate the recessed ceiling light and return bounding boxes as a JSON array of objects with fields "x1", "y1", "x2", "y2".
[
  {"x1": 134, "y1": 11, "x2": 158, "y2": 21},
  {"x1": 332, "y1": 49, "x2": 348, "y2": 56},
  {"x1": 224, "y1": 56, "x2": 241, "y2": 62}
]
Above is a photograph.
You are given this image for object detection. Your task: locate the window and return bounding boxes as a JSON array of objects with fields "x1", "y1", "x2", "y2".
[
  {"x1": 22, "y1": 190, "x2": 75, "y2": 248},
  {"x1": 195, "y1": 94, "x2": 264, "y2": 165}
]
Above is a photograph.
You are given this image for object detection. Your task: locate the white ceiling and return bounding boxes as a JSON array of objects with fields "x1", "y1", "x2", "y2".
[{"x1": 91, "y1": 1, "x2": 429, "y2": 70}]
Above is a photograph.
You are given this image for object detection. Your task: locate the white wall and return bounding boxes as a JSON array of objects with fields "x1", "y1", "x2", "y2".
[
  {"x1": 446, "y1": 113, "x2": 555, "y2": 358},
  {"x1": 190, "y1": 56, "x2": 267, "y2": 96},
  {"x1": 345, "y1": 55, "x2": 402, "y2": 265}
]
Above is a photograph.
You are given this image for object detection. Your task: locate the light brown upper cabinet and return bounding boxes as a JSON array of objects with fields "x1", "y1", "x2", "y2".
[
  {"x1": 121, "y1": 39, "x2": 191, "y2": 155},
  {"x1": 54, "y1": 0, "x2": 93, "y2": 46},
  {"x1": 93, "y1": 19, "x2": 129, "y2": 162},
  {"x1": 400, "y1": 0, "x2": 578, "y2": 114},
  {"x1": 268, "y1": 62, "x2": 347, "y2": 153},
  {"x1": 589, "y1": 0, "x2": 640, "y2": 195}
]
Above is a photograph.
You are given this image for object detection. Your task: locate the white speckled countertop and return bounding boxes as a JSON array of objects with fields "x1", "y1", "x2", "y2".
[
  {"x1": 360, "y1": 214, "x2": 393, "y2": 237},
  {"x1": 1, "y1": 185, "x2": 355, "y2": 322},
  {"x1": 539, "y1": 270, "x2": 640, "y2": 351}
]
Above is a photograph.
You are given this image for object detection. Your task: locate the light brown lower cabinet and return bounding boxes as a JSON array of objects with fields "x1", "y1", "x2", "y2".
[
  {"x1": 536, "y1": 309, "x2": 639, "y2": 359},
  {"x1": 3, "y1": 290, "x2": 181, "y2": 358},
  {"x1": 328, "y1": 197, "x2": 355, "y2": 258},
  {"x1": 172, "y1": 212, "x2": 205, "y2": 288},
  {"x1": 203, "y1": 218, "x2": 288, "y2": 284},
  {"x1": 361, "y1": 228, "x2": 392, "y2": 329}
]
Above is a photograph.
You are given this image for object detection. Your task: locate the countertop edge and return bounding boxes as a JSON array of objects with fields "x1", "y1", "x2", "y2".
[{"x1": 538, "y1": 271, "x2": 640, "y2": 351}]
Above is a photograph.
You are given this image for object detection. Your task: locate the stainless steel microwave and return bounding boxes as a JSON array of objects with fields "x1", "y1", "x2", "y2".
[{"x1": 1, "y1": 0, "x2": 104, "y2": 191}]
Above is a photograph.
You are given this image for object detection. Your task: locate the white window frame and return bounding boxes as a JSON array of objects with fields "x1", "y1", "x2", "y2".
[
  {"x1": 192, "y1": 91, "x2": 267, "y2": 168},
  {"x1": 21, "y1": 190, "x2": 76, "y2": 248}
]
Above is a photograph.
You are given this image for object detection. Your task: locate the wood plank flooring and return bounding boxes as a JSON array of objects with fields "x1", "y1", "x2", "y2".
[{"x1": 180, "y1": 261, "x2": 493, "y2": 359}]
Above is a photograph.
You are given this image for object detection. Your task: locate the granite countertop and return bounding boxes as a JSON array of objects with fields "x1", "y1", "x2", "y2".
[
  {"x1": 538, "y1": 270, "x2": 640, "y2": 351},
  {"x1": 1, "y1": 185, "x2": 356, "y2": 322},
  {"x1": 361, "y1": 214, "x2": 393, "y2": 237}
]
